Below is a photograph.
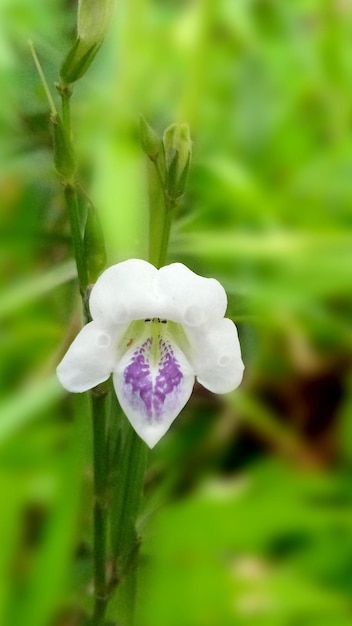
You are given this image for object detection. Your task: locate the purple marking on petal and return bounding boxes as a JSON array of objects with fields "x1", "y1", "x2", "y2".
[
  {"x1": 123, "y1": 336, "x2": 183, "y2": 423},
  {"x1": 153, "y1": 338, "x2": 183, "y2": 418},
  {"x1": 124, "y1": 338, "x2": 153, "y2": 419}
]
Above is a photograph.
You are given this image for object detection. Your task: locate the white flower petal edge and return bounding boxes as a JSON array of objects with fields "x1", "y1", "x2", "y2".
[
  {"x1": 186, "y1": 318, "x2": 244, "y2": 393},
  {"x1": 157, "y1": 262, "x2": 227, "y2": 327},
  {"x1": 56, "y1": 259, "x2": 245, "y2": 448},
  {"x1": 56, "y1": 322, "x2": 117, "y2": 392},
  {"x1": 88, "y1": 258, "x2": 228, "y2": 329},
  {"x1": 89, "y1": 259, "x2": 159, "y2": 326}
]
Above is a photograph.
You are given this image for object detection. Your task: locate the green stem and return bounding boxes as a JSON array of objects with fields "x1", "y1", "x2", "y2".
[
  {"x1": 61, "y1": 91, "x2": 72, "y2": 139},
  {"x1": 111, "y1": 426, "x2": 148, "y2": 564},
  {"x1": 57, "y1": 80, "x2": 73, "y2": 139},
  {"x1": 64, "y1": 184, "x2": 88, "y2": 294},
  {"x1": 54, "y1": 69, "x2": 110, "y2": 626},
  {"x1": 148, "y1": 159, "x2": 174, "y2": 269},
  {"x1": 56, "y1": 84, "x2": 88, "y2": 295},
  {"x1": 157, "y1": 198, "x2": 174, "y2": 269},
  {"x1": 92, "y1": 386, "x2": 110, "y2": 626},
  {"x1": 105, "y1": 392, "x2": 149, "y2": 621}
]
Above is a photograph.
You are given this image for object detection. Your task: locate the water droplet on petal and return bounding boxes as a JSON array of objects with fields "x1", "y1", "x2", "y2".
[
  {"x1": 96, "y1": 332, "x2": 111, "y2": 348},
  {"x1": 183, "y1": 305, "x2": 204, "y2": 327},
  {"x1": 218, "y1": 354, "x2": 231, "y2": 367}
]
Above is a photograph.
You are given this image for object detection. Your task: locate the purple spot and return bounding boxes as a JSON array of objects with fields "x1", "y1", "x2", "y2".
[{"x1": 123, "y1": 336, "x2": 183, "y2": 423}]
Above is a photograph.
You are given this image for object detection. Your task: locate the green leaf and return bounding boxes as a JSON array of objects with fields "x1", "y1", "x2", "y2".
[
  {"x1": 0, "y1": 261, "x2": 76, "y2": 320},
  {"x1": 0, "y1": 377, "x2": 65, "y2": 445}
]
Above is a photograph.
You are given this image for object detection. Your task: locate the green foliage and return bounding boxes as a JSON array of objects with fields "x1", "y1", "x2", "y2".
[
  {"x1": 1, "y1": 0, "x2": 352, "y2": 625},
  {"x1": 138, "y1": 459, "x2": 352, "y2": 626}
]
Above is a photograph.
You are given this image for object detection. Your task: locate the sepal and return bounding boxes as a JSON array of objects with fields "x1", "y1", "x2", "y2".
[
  {"x1": 140, "y1": 116, "x2": 163, "y2": 161},
  {"x1": 60, "y1": 38, "x2": 102, "y2": 84},
  {"x1": 60, "y1": 0, "x2": 116, "y2": 83},
  {"x1": 163, "y1": 122, "x2": 192, "y2": 199}
]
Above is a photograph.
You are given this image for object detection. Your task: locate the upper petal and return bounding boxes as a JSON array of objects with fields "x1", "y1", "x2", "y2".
[
  {"x1": 186, "y1": 318, "x2": 244, "y2": 394},
  {"x1": 156, "y1": 263, "x2": 227, "y2": 328},
  {"x1": 56, "y1": 321, "x2": 117, "y2": 392},
  {"x1": 89, "y1": 259, "x2": 161, "y2": 326},
  {"x1": 113, "y1": 324, "x2": 195, "y2": 447},
  {"x1": 89, "y1": 259, "x2": 228, "y2": 331}
]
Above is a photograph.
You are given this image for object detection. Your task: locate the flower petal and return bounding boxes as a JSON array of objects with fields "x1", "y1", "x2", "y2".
[
  {"x1": 187, "y1": 318, "x2": 244, "y2": 394},
  {"x1": 113, "y1": 327, "x2": 195, "y2": 448},
  {"x1": 157, "y1": 263, "x2": 227, "y2": 328},
  {"x1": 89, "y1": 259, "x2": 228, "y2": 331},
  {"x1": 56, "y1": 322, "x2": 116, "y2": 392},
  {"x1": 89, "y1": 259, "x2": 160, "y2": 326}
]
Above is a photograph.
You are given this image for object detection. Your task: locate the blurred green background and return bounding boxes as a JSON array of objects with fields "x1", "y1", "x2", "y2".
[{"x1": 1, "y1": 0, "x2": 352, "y2": 625}]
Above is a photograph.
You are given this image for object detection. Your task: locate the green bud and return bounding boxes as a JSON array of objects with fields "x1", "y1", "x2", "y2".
[
  {"x1": 140, "y1": 115, "x2": 163, "y2": 161},
  {"x1": 78, "y1": 0, "x2": 115, "y2": 42},
  {"x1": 139, "y1": 115, "x2": 167, "y2": 185},
  {"x1": 51, "y1": 113, "x2": 76, "y2": 181},
  {"x1": 60, "y1": 0, "x2": 116, "y2": 84},
  {"x1": 163, "y1": 123, "x2": 192, "y2": 199},
  {"x1": 84, "y1": 207, "x2": 107, "y2": 283}
]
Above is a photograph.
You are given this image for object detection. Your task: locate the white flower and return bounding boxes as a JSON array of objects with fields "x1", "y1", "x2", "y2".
[{"x1": 57, "y1": 259, "x2": 244, "y2": 448}]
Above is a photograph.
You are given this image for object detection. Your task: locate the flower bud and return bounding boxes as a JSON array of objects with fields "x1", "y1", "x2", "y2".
[
  {"x1": 139, "y1": 115, "x2": 167, "y2": 187},
  {"x1": 139, "y1": 116, "x2": 164, "y2": 162},
  {"x1": 163, "y1": 123, "x2": 192, "y2": 199},
  {"x1": 60, "y1": 0, "x2": 116, "y2": 84}
]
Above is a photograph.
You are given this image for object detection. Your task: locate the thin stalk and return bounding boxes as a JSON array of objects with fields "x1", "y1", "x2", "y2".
[
  {"x1": 157, "y1": 198, "x2": 175, "y2": 269},
  {"x1": 111, "y1": 426, "x2": 148, "y2": 566},
  {"x1": 64, "y1": 184, "x2": 88, "y2": 294},
  {"x1": 28, "y1": 40, "x2": 57, "y2": 117},
  {"x1": 31, "y1": 39, "x2": 111, "y2": 625},
  {"x1": 148, "y1": 159, "x2": 174, "y2": 269},
  {"x1": 154, "y1": 158, "x2": 175, "y2": 268},
  {"x1": 110, "y1": 420, "x2": 148, "y2": 626},
  {"x1": 29, "y1": 43, "x2": 87, "y2": 293},
  {"x1": 57, "y1": 80, "x2": 73, "y2": 139},
  {"x1": 61, "y1": 91, "x2": 72, "y2": 139},
  {"x1": 56, "y1": 84, "x2": 88, "y2": 295},
  {"x1": 92, "y1": 387, "x2": 110, "y2": 626},
  {"x1": 57, "y1": 81, "x2": 108, "y2": 622}
]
